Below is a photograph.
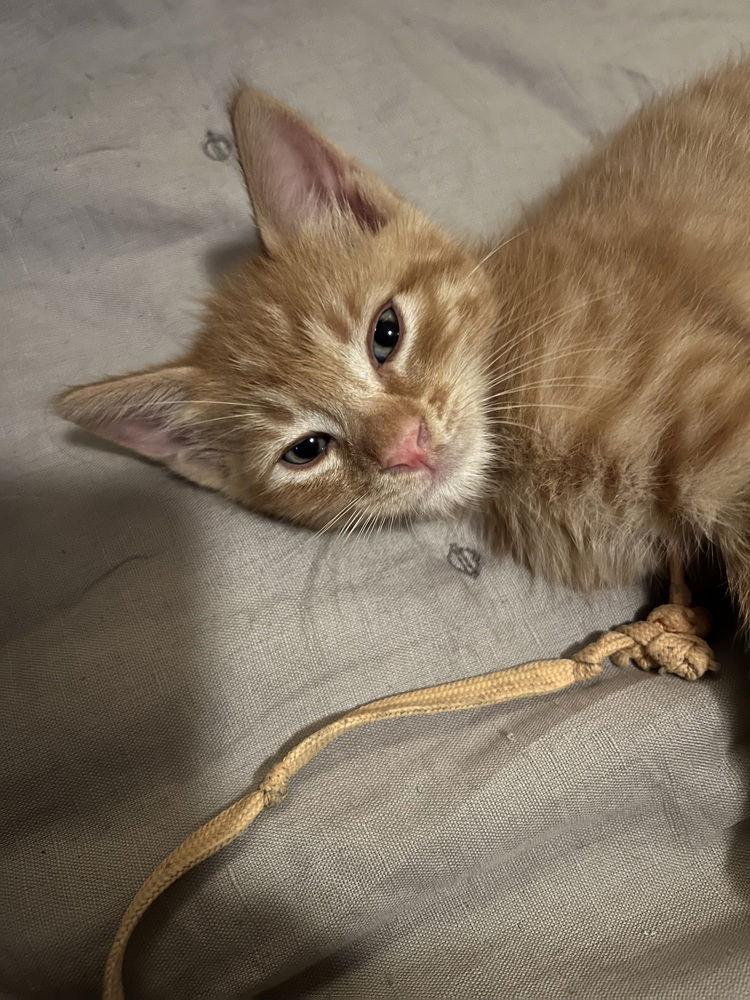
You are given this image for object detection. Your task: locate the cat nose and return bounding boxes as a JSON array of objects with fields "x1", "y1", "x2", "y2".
[{"x1": 379, "y1": 418, "x2": 432, "y2": 472}]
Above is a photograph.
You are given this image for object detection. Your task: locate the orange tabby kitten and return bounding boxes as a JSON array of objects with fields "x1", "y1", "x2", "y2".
[{"x1": 56, "y1": 60, "x2": 750, "y2": 630}]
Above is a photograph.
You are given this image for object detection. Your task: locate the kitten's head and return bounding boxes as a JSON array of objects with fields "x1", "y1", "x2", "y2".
[{"x1": 55, "y1": 88, "x2": 498, "y2": 531}]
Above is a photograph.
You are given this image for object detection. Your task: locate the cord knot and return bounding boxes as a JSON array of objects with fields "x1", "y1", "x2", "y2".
[
  {"x1": 610, "y1": 602, "x2": 718, "y2": 680},
  {"x1": 260, "y1": 766, "x2": 289, "y2": 808}
]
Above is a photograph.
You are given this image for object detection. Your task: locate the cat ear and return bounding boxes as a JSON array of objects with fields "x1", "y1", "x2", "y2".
[
  {"x1": 54, "y1": 366, "x2": 230, "y2": 491},
  {"x1": 230, "y1": 86, "x2": 403, "y2": 251}
]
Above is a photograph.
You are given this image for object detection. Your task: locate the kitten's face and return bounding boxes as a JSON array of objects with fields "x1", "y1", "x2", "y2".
[
  {"x1": 56, "y1": 88, "x2": 498, "y2": 531},
  {"x1": 196, "y1": 216, "x2": 495, "y2": 530}
]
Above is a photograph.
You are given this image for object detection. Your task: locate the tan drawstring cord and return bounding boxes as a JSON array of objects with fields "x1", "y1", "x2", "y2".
[{"x1": 102, "y1": 597, "x2": 717, "y2": 1000}]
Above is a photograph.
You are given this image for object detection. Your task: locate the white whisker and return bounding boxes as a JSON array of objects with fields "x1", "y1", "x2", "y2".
[
  {"x1": 148, "y1": 399, "x2": 245, "y2": 408},
  {"x1": 467, "y1": 228, "x2": 530, "y2": 278},
  {"x1": 342, "y1": 507, "x2": 368, "y2": 540},
  {"x1": 183, "y1": 413, "x2": 246, "y2": 428},
  {"x1": 485, "y1": 417, "x2": 545, "y2": 435},
  {"x1": 474, "y1": 277, "x2": 560, "y2": 376},
  {"x1": 485, "y1": 377, "x2": 606, "y2": 402},
  {"x1": 492, "y1": 401, "x2": 585, "y2": 413},
  {"x1": 483, "y1": 291, "x2": 619, "y2": 373},
  {"x1": 487, "y1": 346, "x2": 618, "y2": 390},
  {"x1": 313, "y1": 493, "x2": 365, "y2": 537}
]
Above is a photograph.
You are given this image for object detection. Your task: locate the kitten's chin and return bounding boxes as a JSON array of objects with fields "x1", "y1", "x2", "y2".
[{"x1": 418, "y1": 471, "x2": 484, "y2": 519}]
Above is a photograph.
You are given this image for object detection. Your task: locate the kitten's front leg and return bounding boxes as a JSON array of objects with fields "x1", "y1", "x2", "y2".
[{"x1": 668, "y1": 552, "x2": 691, "y2": 608}]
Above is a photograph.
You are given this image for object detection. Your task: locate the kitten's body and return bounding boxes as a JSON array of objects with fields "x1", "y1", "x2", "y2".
[
  {"x1": 57, "y1": 60, "x2": 750, "y2": 629},
  {"x1": 484, "y1": 62, "x2": 750, "y2": 613}
]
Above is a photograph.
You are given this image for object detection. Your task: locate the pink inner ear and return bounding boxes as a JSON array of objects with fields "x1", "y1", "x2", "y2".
[
  {"x1": 269, "y1": 117, "x2": 343, "y2": 219},
  {"x1": 101, "y1": 418, "x2": 183, "y2": 459},
  {"x1": 267, "y1": 114, "x2": 385, "y2": 231}
]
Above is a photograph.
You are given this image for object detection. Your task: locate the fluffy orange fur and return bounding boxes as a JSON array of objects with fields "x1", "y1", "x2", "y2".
[{"x1": 56, "y1": 60, "x2": 750, "y2": 629}]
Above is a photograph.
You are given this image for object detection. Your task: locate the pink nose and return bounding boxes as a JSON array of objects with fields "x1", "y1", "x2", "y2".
[{"x1": 379, "y1": 418, "x2": 432, "y2": 472}]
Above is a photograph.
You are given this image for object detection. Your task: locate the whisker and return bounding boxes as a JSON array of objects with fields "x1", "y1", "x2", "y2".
[
  {"x1": 474, "y1": 277, "x2": 560, "y2": 376},
  {"x1": 318, "y1": 504, "x2": 359, "y2": 537},
  {"x1": 491, "y1": 401, "x2": 585, "y2": 413},
  {"x1": 203, "y1": 425, "x2": 249, "y2": 445},
  {"x1": 483, "y1": 291, "x2": 619, "y2": 373},
  {"x1": 466, "y1": 228, "x2": 530, "y2": 278},
  {"x1": 147, "y1": 399, "x2": 246, "y2": 408},
  {"x1": 363, "y1": 511, "x2": 380, "y2": 544},
  {"x1": 182, "y1": 413, "x2": 248, "y2": 428},
  {"x1": 337, "y1": 511, "x2": 358, "y2": 541},
  {"x1": 342, "y1": 507, "x2": 368, "y2": 540},
  {"x1": 483, "y1": 340, "x2": 615, "y2": 384},
  {"x1": 359, "y1": 513, "x2": 375, "y2": 544},
  {"x1": 487, "y1": 346, "x2": 619, "y2": 390},
  {"x1": 485, "y1": 377, "x2": 607, "y2": 402},
  {"x1": 313, "y1": 493, "x2": 364, "y2": 538},
  {"x1": 486, "y1": 290, "x2": 621, "y2": 369},
  {"x1": 485, "y1": 417, "x2": 545, "y2": 435},
  {"x1": 365, "y1": 513, "x2": 384, "y2": 544},
  {"x1": 353, "y1": 510, "x2": 373, "y2": 540},
  {"x1": 486, "y1": 356, "x2": 610, "y2": 383},
  {"x1": 487, "y1": 374, "x2": 606, "y2": 392}
]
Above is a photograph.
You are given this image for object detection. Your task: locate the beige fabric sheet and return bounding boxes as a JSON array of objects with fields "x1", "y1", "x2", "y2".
[{"x1": 2, "y1": 1, "x2": 749, "y2": 997}]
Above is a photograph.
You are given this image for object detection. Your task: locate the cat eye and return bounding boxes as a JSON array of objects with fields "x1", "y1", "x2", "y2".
[
  {"x1": 371, "y1": 304, "x2": 401, "y2": 364},
  {"x1": 281, "y1": 433, "x2": 331, "y2": 466}
]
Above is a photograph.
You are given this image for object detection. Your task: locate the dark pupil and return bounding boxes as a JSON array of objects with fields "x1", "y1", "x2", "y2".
[
  {"x1": 373, "y1": 308, "x2": 400, "y2": 361},
  {"x1": 374, "y1": 317, "x2": 399, "y2": 347},
  {"x1": 292, "y1": 436, "x2": 323, "y2": 461}
]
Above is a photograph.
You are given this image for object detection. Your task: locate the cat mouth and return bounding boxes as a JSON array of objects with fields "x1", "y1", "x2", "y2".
[{"x1": 393, "y1": 446, "x2": 460, "y2": 501}]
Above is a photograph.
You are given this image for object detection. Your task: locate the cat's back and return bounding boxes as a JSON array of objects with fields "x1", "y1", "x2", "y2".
[
  {"x1": 490, "y1": 59, "x2": 750, "y2": 345},
  {"x1": 490, "y1": 57, "x2": 750, "y2": 379},
  {"x1": 537, "y1": 58, "x2": 750, "y2": 233}
]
